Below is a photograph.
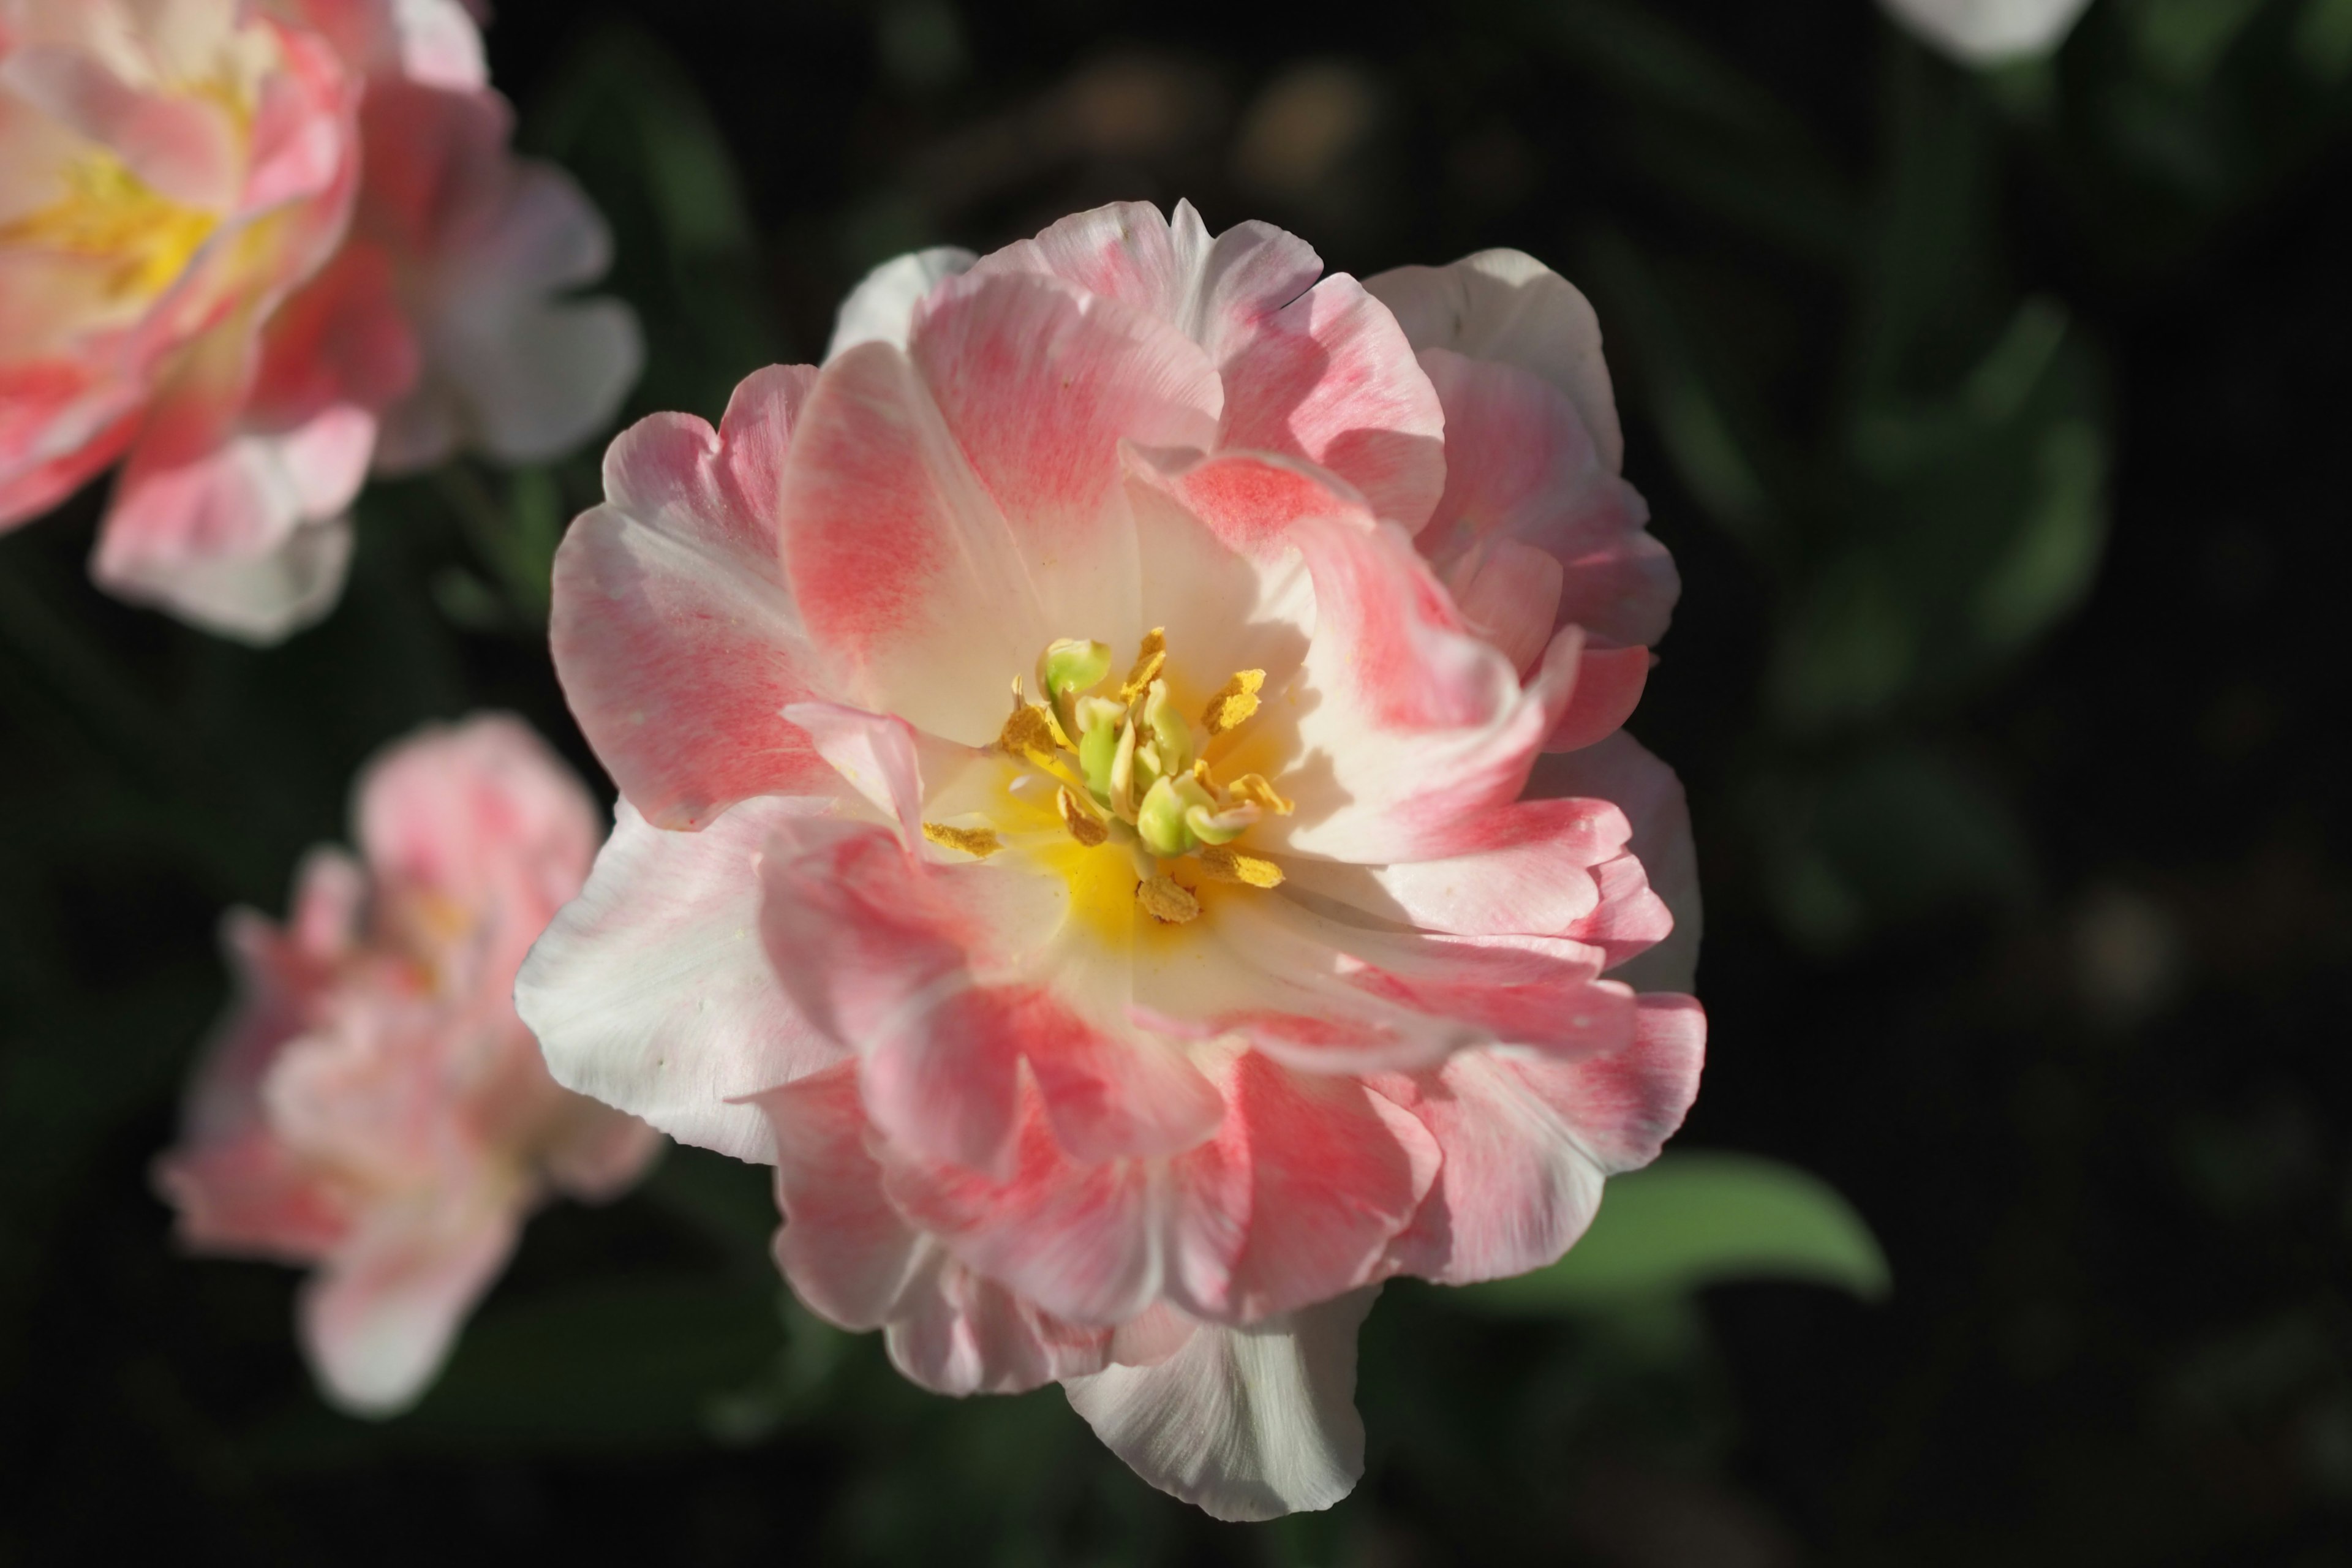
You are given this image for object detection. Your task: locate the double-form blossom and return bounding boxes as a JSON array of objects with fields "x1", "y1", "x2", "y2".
[
  {"x1": 518, "y1": 202, "x2": 1705, "y2": 1518},
  {"x1": 1879, "y1": 0, "x2": 2097, "y2": 62},
  {"x1": 0, "y1": 0, "x2": 638, "y2": 641},
  {"x1": 157, "y1": 715, "x2": 661, "y2": 1414}
]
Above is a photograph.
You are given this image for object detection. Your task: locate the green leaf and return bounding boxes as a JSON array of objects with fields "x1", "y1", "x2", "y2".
[
  {"x1": 1450, "y1": 1153, "x2": 1890, "y2": 1313},
  {"x1": 1776, "y1": 298, "x2": 2109, "y2": 727}
]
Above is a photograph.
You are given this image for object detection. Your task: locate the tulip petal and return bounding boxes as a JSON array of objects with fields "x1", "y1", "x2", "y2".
[
  {"x1": 299, "y1": 1199, "x2": 519, "y2": 1416},
  {"x1": 1063, "y1": 1287, "x2": 1375, "y2": 1522},
  {"x1": 827, "y1": 244, "x2": 977, "y2": 359},
  {"x1": 1366, "y1": 251, "x2": 1625, "y2": 476},
  {"x1": 1375, "y1": 993, "x2": 1705, "y2": 1285},
  {"x1": 516, "y1": 797, "x2": 844, "y2": 1164},
  {"x1": 550, "y1": 366, "x2": 837, "y2": 829},
  {"x1": 1528, "y1": 733, "x2": 1701, "y2": 992},
  {"x1": 910, "y1": 269, "x2": 1223, "y2": 643},
  {"x1": 1415, "y1": 350, "x2": 1675, "y2": 650},
  {"x1": 776, "y1": 341, "x2": 1048, "y2": 743}
]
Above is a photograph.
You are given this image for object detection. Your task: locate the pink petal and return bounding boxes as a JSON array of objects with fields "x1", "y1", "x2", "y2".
[
  {"x1": 1133, "y1": 892, "x2": 1623, "y2": 1076},
  {"x1": 973, "y1": 200, "x2": 1443, "y2": 530},
  {"x1": 970, "y1": 199, "x2": 1319, "y2": 363},
  {"x1": 1365, "y1": 250, "x2": 1626, "y2": 475},
  {"x1": 908, "y1": 269, "x2": 1223, "y2": 641},
  {"x1": 1164, "y1": 1052, "x2": 1438, "y2": 1324},
  {"x1": 1448, "y1": 535, "x2": 1562, "y2": 674},
  {"x1": 881, "y1": 1079, "x2": 1166, "y2": 1327},
  {"x1": 239, "y1": 20, "x2": 358, "y2": 213},
  {"x1": 154, "y1": 1131, "x2": 352, "y2": 1261},
  {"x1": 1276, "y1": 795, "x2": 1632, "y2": 940},
  {"x1": 94, "y1": 428, "x2": 361, "y2": 644},
  {"x1": 766, "y1": 1066, "x2": 1115, "y2": 1392},
  {"x1": 1374, "y1": 992, "x2": 1706, "y2": 1286},
  {"x1": 549, "y1": 366, "x2": 839, "y2": 830},
  {"x1": 1062, "y1": 1287, "x2": 1376, "y2": 1522},
  {"x1": 885, "y1": 1257, "x2": 1112, "y2": 1395},
  {"x1": 357, "y1": 81, "x2": 640, "y2": 468},
  {"x1": 1270, "y1": 513, "x2": 1554, "y2": 864},
  {"x1": 248, "y1": 244, "x2": 422, "y2": 429},
  {"x1": 756, "y1": 816, "x2": 1076, "y2": 1173},
  {"x1": 299, "y1": 1199, "x2": 520, "y2": 1414},
  {"x1": 354, "y1": 713, "x2": 600, "y2": 956},
  {"x1": 1, "y1": 43, "x2": 243, "y2": 209},
  {"x1": 761, "y1": 799, "x2": 1218, "y2": 1164},
  {"x1": 1542, "y1": 636, "x2": 1653, "y2": 755},
  {"x1": 775, "y1": 341, "x2": 1049, "y2": 743},
  {"x1": 1415, "y1": 350, "x2": 1676, "y2": 650},
  {"x1": 1528, "y1": 733, "x2": 1702, "y2": 992},
  {"x1": 1216, "y1": 272, "x2": 1445, "y2": 534},
  {"x1": 514, "y1": 797, "x2": 845, "y2": 1164},
  {"x1": 758, "y1": 1063, "x2": 932, "y2": 1327}
]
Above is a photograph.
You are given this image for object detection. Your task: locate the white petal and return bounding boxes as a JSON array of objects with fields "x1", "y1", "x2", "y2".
[
  {"x1": 1365, "y1": 250, "x2": 1624, "y2": 476},
  {"x1": 299, "y1": 1200, "x2": 519, "y2": 1417},
  {"x1": 1878, "y1": 0, "x2": 2095, "y2": 62},
  {"x1": 1062, "y1": 1288, "x2": 1376, "y2": 1522},
  {"x1": 826, "y1": 246, "x2": 978, "y2": 360},
  {"x1": 514, "y1": 797, "x2": 846, "y2": 1163}
]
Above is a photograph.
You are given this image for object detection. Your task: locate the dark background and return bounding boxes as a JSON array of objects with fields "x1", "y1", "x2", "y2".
[{"x1": 4, "y1": 0, "x2": 2350, "y2": 1562}]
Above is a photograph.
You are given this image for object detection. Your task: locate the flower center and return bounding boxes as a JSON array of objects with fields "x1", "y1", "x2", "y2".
[
  {"x1": 0, "y1": 153, "x2": 221, "y2": 303},
  {"x1": 956, "y1": 629, "x2": 1292, "y2": 926}
]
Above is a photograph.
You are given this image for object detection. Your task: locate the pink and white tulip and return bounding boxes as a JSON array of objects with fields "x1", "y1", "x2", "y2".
[
  {"x1": 0, "y1": 0, "x2": 638, "y2": 643},
  {"x1": 518, "y1": 201, "x2": 1705, "y2": 1519},
  {"x1": 157, "y1": 714, "x2": 662, "y2": 1414}
]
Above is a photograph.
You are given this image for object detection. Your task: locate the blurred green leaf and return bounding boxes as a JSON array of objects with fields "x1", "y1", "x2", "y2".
[
  {"x1": 1448, "y1": 1153, "x2": 1890, "y2": 1314},
  {"x1": 2131, "y1": 0, "x2": 2269, "y2": 85},
  {"x1": 1776, "y1": 299, "x2": 2108, "y2": 727},
  {"x1": 2296, "y1": 0, "x2": 2352, "y2": 78}
]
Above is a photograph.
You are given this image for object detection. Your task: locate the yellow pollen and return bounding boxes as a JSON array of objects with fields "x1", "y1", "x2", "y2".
[
  {"x1": 1197, "y1": 845, "x2": 1284, "y2": 888},
  {"x1": 1202, "y1": 669, "x2": 1266, "y2": 736},
  {"x1": 0, "y1": 154, "x2": 218, "y2": 302},
  {"x1": 1056, "y1": 786, "x2": 1109, "y2": 847},
  {"x1": 922, "y1": 823, "x2": 1001, "y2": 858},
  {"x1": 1228, "y1": 773, "x2": 1295, "y2": 815},
  {"x1": 1118, "y1": 627, "x2": 1168, "y2": 701},
  {"x1": 1137, "y1": 873, "x2": 1202, "y2": 924},
  {"x1": 998, "y1": 704, "x2": 1064, "y2": 767}
]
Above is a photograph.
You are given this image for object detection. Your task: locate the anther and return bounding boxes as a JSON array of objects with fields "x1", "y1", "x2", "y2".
[
  {"x1": 1203, "y1": 669, "x2": 1265, "y2": 736},
  {"x1": 922, "y1": 823, "x2": 1001, "y2": 858},
  {"x1": 1137, "y1": 874, "x2": 1201, "y2": 924}
]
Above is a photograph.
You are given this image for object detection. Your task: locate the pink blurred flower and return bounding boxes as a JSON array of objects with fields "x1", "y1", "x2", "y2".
[
  {"x1": 157, "y1": 714, "x2": 661, "y2": 1414},
  {"x1": 518, "y1": 201, "x2": 1704, "y2": 1518},
  {"x1": 0, "y1": 0, "x2": 639, "y2": 643}
]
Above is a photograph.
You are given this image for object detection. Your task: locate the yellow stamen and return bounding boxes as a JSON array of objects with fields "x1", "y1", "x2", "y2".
[
  {"x1": 998, "y1": 704, "x2": 1064, "y2": 767},
  {"x1": 1228, "y1": 773, "x2": 1295, "y2": 815},
  {"x1": 922, "y1": 823, "x2": 1001, "y2": 858},
  {"x1": 1056, "y1": 786, "x2": 1109, "y2": 847},
  {"x1": 0, "y1": 154, "x2": 219, "y2": 302},
  {"x1": 1197, "y1": 845, "x2": 1284, "y2": 888},
  {"x1": 1137, "y1": 873, "x2": 1202, "y2": 924},
  {"x1": 1118, "y1": 627, "x2": 1168, "y2": 701},
  {"x1": 1202, "y1": 669, "x2": 1266, "y2": 736}
]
